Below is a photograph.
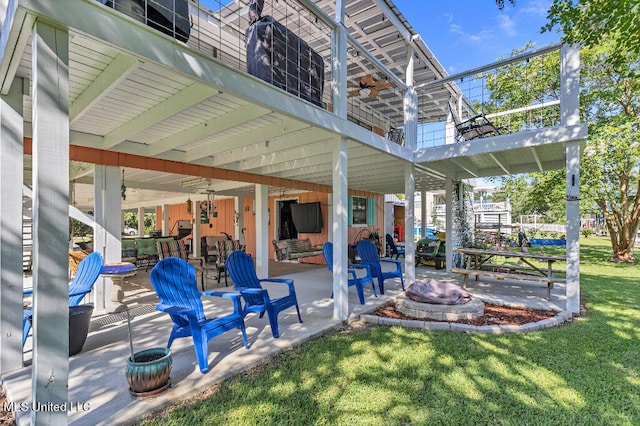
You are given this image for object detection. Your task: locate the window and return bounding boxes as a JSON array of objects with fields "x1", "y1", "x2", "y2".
[{"x1": 352, "y1": 196, "x2": 368, "y2": 225}]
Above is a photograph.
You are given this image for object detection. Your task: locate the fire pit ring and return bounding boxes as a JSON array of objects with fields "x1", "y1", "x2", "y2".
[{"x1": 396, "y1": 293, "x2": 484, "y2": 321}]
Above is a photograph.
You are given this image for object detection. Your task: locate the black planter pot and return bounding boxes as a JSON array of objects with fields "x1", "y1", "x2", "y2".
[
  {"x1": 69, "y1": 304, "x2": 94, "y2": 355},
  {"x1": 28, "y1": 304, "x2": 93, "y2": 356}
]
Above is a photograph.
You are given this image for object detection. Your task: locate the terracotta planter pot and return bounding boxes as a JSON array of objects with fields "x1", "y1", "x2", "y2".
[{"x1": 125, "y1": 347, "x2": 172, "y2": 397}]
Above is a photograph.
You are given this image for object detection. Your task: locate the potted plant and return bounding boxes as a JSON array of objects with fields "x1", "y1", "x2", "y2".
[{"x1": 124, "y1": 309, "x2": 172, "y2": 397}]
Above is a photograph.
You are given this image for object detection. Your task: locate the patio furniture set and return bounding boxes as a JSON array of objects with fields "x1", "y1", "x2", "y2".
[{"x1": 150, "y1": 251, "x2": 303, "y2": 374}]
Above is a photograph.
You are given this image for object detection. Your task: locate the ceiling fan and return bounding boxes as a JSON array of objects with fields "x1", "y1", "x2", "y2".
[{"x1": 348, "y1": 75, "x2": 392, "y2": 99}]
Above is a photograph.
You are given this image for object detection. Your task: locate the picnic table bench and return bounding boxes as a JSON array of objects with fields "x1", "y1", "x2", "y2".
[{"x1": 452, "y1": 247, "x2": 566, "y2": 300}]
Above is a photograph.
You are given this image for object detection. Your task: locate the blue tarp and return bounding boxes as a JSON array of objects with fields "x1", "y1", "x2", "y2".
[{"x1": 529, "y1": 239, "x2": 566, "y2": 246}]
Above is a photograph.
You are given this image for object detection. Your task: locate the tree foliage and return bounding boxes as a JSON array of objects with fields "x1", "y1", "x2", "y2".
[
  {"x1": 543, "y1": 0, "x2": 640, "y2": 69},
  {"x1": 495, "y1": 0, "x2": 516, "y2": 10}
]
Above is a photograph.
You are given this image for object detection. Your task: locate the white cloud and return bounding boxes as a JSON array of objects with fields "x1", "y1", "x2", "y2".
[
  {"x1": 497, "y1": 14, "x2": 517, "y2": 37},
  {"x1": 519, "y1": 0, "x2": 551, "y2": 17},
  {"x1": 449, "y1": 23, "x2": 494, "y2": 43}
]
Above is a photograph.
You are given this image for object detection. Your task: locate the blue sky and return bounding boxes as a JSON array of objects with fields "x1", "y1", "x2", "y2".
[{"x1": 393, "y1": 0, "x2": 561, "y2": 74}]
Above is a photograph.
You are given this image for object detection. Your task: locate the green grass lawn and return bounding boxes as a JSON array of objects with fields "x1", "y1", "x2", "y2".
[{"x1": 139, "y1": 237, "x2": 640, "y2": 425}]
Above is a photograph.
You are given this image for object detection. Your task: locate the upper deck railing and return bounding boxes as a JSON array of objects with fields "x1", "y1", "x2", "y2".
[
  {"x1": 101, "y1": 2, "x2": 564, "y2": 151},
  {"x1": 415, "y1": 44, "x2": 563, "y2": 149}
]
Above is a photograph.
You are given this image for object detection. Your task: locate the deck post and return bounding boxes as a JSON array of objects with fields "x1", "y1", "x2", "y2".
[
  {"x1": 332, "y1": 137, "x2": 349, "y2": 321},
  {"x1": 0, "y1": 77, "x2": 25, "y2": 372},
  {"x1": 561, "y1": 44, "x2": 581, "y2": 315},
  {"x1": 30, "y1": 20, "x2": 70, "y2": 424},
  {"x1": 93, "y1": 165, "x2": 122, "y2": 313},
  {"x1": 404, "y1": 165, "x2": 416, "y2": 284},
  {"x1": 255, "y1": 184, "x2": 269, "y2": 277}
]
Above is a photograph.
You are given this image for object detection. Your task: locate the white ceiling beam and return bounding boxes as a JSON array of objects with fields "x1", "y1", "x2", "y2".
[
  {"x1": 530, "y1": 147, "x2": 543, "y2": 172},
  {"x1": 450, "y1": 158, "x2": 479, "y2": 178},
  {"x1": 69, "y1": 162, "x2": 94, "y2": 180},
  {"x1": 0, "y1": 7, "x2": 33, "y2": 94},
  {"x1": 70, "y1": 53, "x2": 138, "y2": 125},
  {"x1": 186, "y1": 118, "x2": 311, "y2": 163},
  {"x1": 103, "y1": 83, "x2": 217, "y2": 148},
  {"x1": 146, "y1": 103, "x2": 270, "y2": 156},
  {"x1": 224, "y1": 135, "x2": 358, "y2": 171},
  {"x1": 249, "y1": 148, "x2": 389, "y2": 176},
  {"x1": 201, "y1": 126, "x2": 333, "y2": 167},
  {"x1": 489, "y1": 153, "x2": 511, "y2": 175},
  {"x1": 372, "y1": 0, "x2": 411, "y2": 41}
]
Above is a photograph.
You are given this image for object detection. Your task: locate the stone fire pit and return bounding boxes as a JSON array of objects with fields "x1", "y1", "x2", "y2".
[
  {"x1": 396, "y1": 280, "x2": 484, "y2": 321},
  {"x1": 396, "y1": 293, "x2": 484, "y2": 321}
]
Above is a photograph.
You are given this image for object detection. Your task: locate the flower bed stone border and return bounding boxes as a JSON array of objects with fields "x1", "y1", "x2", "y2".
[{"x1": 358, "y1": 299, "x2": 572, "y2": 334}]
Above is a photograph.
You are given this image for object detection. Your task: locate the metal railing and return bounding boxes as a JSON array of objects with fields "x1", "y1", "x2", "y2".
[{"x1": 416, "y1": 44, "x2": 562, "y2": 149}]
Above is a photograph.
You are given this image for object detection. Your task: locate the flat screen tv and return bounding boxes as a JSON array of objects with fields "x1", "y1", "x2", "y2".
[{"x1": 290, "y1": 202, "x2": 323, "y2": 234}]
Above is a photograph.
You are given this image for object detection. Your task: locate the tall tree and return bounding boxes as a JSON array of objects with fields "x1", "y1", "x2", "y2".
[
  {"x1": 545, "y1": 1, "x2": 640, "y2": 261},
  {"x1": 579, "y1": 42, "x2": 640, "y2": 261}
]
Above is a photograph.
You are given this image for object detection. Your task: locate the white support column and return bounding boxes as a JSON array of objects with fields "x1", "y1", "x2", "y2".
[
  {"x1": 192, "y1": 203, "x2": 201, "y2": 257},
  {"x1": 332, "y1": 1, "x2": 347, "y2": 119},
  {"x1": 404, "y1": 165, "x2": 416, "y2": 284},
  {"x1": 445, "y1": 110, "x2": 456, "y2": 145},
  {"x1": 332, "y1": 137, "x2": 349, "y2": 320},
  {"x1": 235, "y1": 195, "x2": 245, "y2": 245},
  {"x1": 94, "y1": 165, "x2": 122, "y2": 313},
  {"x1": 0, "y1": 77, "x2": 24, "y2": 373},
  {"x1": 565, "y1": 143, "x2": 581, "y2": 314},
  {"x1": 137, "y1": 206, "x2": 145, "y2": 237},
  {"x1": 30, "y1": 21, "x2": 69, "y2": 424},
  {"x1": 427, "y1": 192, "x2": 435, "y2": 227},
  {"x1": 403, "y1": 47, "x2": 417, "y2": 276},
  {"x1": 420, "y1": 190, "x2": 427, "y2": 237},
  {"x1": 444, "y1": 178, "x2": 454, "y2": 271},
  {"x1": 162, "y1": 204, "x2": 170, "y2": 235},
  {"x1": 404, "y1": 49, "x2": 417, "y2": 151},
  {"x1": 255, "y1": 184, "x2": 269, "y2": 277},
  {"x1": 327, "y1": 193, "x2": 334, "y2": 243},
  {"x1": 561, "y1": 44, "x2": 581, "y2": 315},
  {"x1": 560, "y1": 44, "x2": 580, "y2": 126}
]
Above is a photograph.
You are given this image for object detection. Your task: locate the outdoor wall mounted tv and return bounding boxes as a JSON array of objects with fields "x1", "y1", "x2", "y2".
[{"x1": 290, "y1": 202, "x2": 323, "y2": 234}]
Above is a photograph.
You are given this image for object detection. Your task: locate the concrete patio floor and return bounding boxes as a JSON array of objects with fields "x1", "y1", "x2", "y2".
[{"x1": 7, "y1": 261, "x2": 567, "y2": 425}]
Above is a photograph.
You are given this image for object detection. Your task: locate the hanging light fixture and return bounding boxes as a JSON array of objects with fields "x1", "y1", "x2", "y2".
[{"x1": 121, "y1": 169, "x2": 127, "y2": 200}]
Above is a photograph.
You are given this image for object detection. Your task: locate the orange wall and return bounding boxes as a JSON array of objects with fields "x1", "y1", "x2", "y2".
[
  {"x1": 156, "y1": 198, "x2": 237, "y2": 239},
  {"x1": 156, "y1": 192, "x2": 385, "y2": 264}
]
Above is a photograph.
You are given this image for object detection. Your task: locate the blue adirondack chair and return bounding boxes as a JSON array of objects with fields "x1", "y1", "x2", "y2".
[
  {"x1": 322, "y1": 242, "x2": 377, "y2": 305},
  {"x1": 386, "y1": 233, "x2": 405, "y2": 259},
  {"x1": 225, "y1": 250, "x2": 303, "y2": 338},
  {"x1": 150, "y1": 257, "x2": 249, "y2": 374},
  {"x1": 356, "y1": 239, "x2": 404, "y2": 294},
  {"x1": 22, "y1": 251, "x2": 104, "y2": 346}
]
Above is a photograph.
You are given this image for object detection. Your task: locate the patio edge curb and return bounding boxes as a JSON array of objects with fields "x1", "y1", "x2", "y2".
[{"x1": 359, "y1": 298, "x2": 572, "y2": 334}]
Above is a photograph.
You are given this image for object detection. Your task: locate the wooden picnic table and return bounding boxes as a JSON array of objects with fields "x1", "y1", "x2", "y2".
[{"x1": 451, "y1": 247, "x2": 566, "y2": 300}]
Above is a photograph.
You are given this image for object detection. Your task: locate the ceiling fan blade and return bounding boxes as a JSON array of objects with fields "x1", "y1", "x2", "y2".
[
  {"x1": 375, "y1": 81, "x2": 393, "y2": 90},
  {"x1": 347, "y1": 83, "x2": 360, "y2": 89},
  {"x1": 348, "y1": 89, "x2": 361, "y2": 98},
  {"x1": 360, "y1": 74, "x2": 374, "y2": 87},
  {"x1": 368, "y1": 89, "x2": 379, "y2": 99}
]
